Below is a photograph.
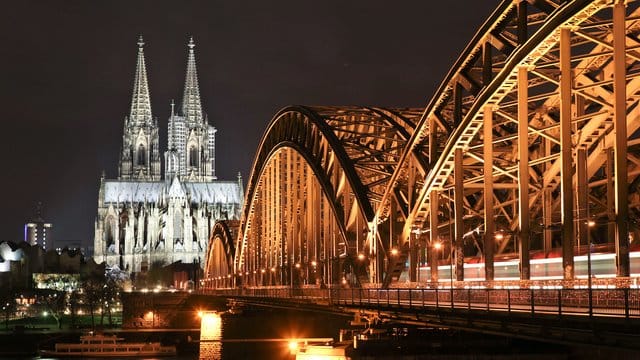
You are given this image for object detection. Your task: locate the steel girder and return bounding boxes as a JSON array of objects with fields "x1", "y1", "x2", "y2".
[
  {"x1": 393, "y1": 0, "x2": 640, "y2": 284},
  {"x1": 234, "y1": 106, "x2": 420, "y2": 286}
]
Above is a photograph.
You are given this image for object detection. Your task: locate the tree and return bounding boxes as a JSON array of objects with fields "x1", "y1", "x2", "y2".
[
  {"x1": 40, "y1": 290, "x2": 65, "y2": 329},
  {"x1": 0, "y1": 292, "x2": 16, "y2": 330},
  {"x1": 81, "y1": 271, "x2": 105, "y2": 330}
]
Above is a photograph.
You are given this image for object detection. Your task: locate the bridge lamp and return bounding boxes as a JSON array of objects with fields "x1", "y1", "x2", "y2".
[
  {"x1": 288, "y1": 340, "x2": 299, "y2": 354},
  {"x1": 390, "y1": 248, "x2": 399, "y2": 256},
  {"x1": 494, "y1": 231, "x2": 505, "y2": 241},
  {"x1": 433, "y1": 241, "x2": 442, "y2": 251},
  {"x1": 271, "y1": 267, "x2": 276, "y2": 273},
  {"x1": 311, "y1": 260, "x2": 317, "y2": 267},
  {"x1": 261, "y1": 269, "x2": 266, "y2": 274},
  {"x1": 358, "y1": 253, "x2": 366, "y2": 261},
  {"x1": 295, "y1": 263, "x2": 301, "y2": 269}
]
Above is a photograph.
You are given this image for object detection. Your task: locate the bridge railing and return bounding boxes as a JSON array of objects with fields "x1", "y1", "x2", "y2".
[{"x1": 200, "y1": 286, "x2": 640, "y2": 319}]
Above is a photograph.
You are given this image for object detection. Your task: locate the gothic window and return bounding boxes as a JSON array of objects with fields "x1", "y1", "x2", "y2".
[
  {"x1": 192, "y1": 218, "x2": 198, "y2": 244},
  {"x1": 189, "y1": 145, "x2": 198, "y2": 167},
  {"x1": 105, "y1": 216, "x2": 116, "y2": 248},
  {"x1": 137, "y1": 144, "x2": 146, "y2": 166}
]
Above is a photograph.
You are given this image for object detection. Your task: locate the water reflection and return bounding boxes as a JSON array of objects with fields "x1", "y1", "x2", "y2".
[{"x1": 199, "y1": 311, "x2": 222, "y2": 359}]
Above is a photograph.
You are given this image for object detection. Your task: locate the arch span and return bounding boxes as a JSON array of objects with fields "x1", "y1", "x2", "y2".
[
  {"x1": 234, "y1": 106, "x2": 420, "y2": 287},
  {"x1": 203, "y1": 221, "x2": 236, "y2": 288}
]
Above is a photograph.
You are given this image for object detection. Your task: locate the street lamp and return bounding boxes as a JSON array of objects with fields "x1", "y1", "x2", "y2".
[
  {"x1": 587, "y1": 219, "x2": 595, "y2": 317},
  {"x1": 434, "y1": 240, "x2": 454, "y2": 306}
]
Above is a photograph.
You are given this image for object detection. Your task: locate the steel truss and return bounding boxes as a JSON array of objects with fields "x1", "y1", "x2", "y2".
[{"x1": 205, "y1": 0, "x2": 640, "y2": 288}]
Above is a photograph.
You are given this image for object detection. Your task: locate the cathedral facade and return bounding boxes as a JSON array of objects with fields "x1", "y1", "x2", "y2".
[{"x1": 94, "y1": 37, "x2": 243, "y2": 273}]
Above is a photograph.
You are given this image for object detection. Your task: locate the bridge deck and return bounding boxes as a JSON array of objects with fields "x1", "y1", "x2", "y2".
[{"x1": 200, "y1": 287, "x2": 640, "y2": 352}]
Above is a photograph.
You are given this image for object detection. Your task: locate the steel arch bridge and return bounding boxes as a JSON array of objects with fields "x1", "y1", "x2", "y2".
[{"x1": 204, "y1": 0, "x2": 640, "y2": 289}]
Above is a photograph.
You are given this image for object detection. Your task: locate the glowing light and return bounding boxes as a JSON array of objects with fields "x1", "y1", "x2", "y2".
[
  {"x1": 358, "y1": 253, "x2": 366, "y2": 261},
  {"x1": 311, "y1": 261, "x2": 317, "y2": 267},
  {"x1": 199, "y1": 311, "x2": 222, "y2": 357},
  {"x1": 270, "y1": 267, "x2": 276, "y2": 272},
  {"x1": 197, "y1": 310, "x2": 204, "y2": 318},
  {"x1": 288, "y1": 341, "x2": 299, "y2": 352},
  {"x1": 261, "y1": 269, "x2": 266, "y2": 274},
  {"x1": 295, "y1": 263, "x2": 301, "y2": 269},
  {"x1": 433, "y1": 242, "x2": 442, "y2": 250},
  {"x1": 495, "y1": 232, "x2": 505, "y2": 241},
  {"x1": 42, "y1": 311, "x2": 48, "y2": 317},
  {"x1": 200, "y1": 312, "x2": 221, "y2": 340},
  {"x1": 391, "y1": 248, "x2": 399, "y2": 256},
  {"x1": 587, "y1": 220, "x2": 596, "y2": 227}
]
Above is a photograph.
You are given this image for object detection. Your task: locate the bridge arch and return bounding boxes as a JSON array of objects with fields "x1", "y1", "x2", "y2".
[
  {"x1": 234, "y1": 106, "x2": 420, "y2": 287},
  {"x1": 388, "y1": 0, "x2": 640, "y2": 285},
  {"x1": 203, "y1": 221, "x2": 235, "y2": 288}
]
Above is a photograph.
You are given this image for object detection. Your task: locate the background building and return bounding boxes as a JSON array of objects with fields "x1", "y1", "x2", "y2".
[{"x1": 24, "y1": 202, "x2": 53, "y2": 250}]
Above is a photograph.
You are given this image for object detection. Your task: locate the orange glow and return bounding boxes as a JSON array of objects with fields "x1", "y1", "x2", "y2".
[
  {"x1": 433, "y1": 242, "x2": 442, "y2": 250},
  {"x1": 288, "y1": 341, "x2": 299, "y2": 352}
]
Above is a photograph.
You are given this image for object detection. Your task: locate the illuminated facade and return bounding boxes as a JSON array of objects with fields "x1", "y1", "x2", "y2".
[{"x1": 94, "y1": 37, "x2": 243, "y2": 273}]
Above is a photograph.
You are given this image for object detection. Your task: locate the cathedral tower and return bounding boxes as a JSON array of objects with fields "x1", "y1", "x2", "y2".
[
  {"x1": 119, "y1": 36, "x2": 161, "y2": 181},
  {"x1": 165, "y1": 37, "x2": 216, "y2": 181}
]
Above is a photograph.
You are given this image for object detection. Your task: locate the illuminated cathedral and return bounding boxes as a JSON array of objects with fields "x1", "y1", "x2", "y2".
[{"x1": 94, "y1": 37, "x2": 243, "y2": 273}]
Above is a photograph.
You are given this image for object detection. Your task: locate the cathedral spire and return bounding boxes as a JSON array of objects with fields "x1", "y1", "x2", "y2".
[
  {"x1": 130, "y1": 35, "x2": 152, "y2": 125},
  {"x1": 181, "y1": 36, "x2": 203, "y2": 125}
]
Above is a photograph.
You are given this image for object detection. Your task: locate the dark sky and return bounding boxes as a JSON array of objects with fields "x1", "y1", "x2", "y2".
[{"x1": 0, "y1": 1, "x2": 498, "y2": 247}]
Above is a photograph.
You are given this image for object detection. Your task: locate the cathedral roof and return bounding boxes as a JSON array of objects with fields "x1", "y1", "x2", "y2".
[{"x1": 103, "y1": 179, "x2": 242, "y2": 205}]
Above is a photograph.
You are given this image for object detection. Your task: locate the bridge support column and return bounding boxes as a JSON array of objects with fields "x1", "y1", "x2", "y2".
[
  {"x1": 560, "y1": 26, "x2": 575, "y2": 280},
  {"x1": 454, "y1": 149, "x2": 464, "y2": 282},
  {"x1": 606, "y1": 149, "x2": 616, "y2": 245},
  {"x1": 577, "y1": 148, "x2": 589, "y2": 256},
  {"x1": 483, "y1": 106, "x2": 495, "y2": 282},
  {"x1": 517, "y1": 66, "x2": 530, "y2": 280},
  {"x1": 613, "y1": 0, "x2": 630, "y2": 277},
  {"x1": 429, "y1": 190, "x2": 439, "y2": 284}
]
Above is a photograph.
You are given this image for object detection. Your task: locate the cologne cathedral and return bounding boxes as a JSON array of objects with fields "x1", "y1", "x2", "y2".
[{"x1": 94, "y1": 37, "x2": 243, "y2": 273}]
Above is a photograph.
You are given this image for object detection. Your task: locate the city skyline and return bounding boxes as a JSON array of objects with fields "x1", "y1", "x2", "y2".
[{"x1": 0, "y1": 1, "x2": 497, "y2": 246}]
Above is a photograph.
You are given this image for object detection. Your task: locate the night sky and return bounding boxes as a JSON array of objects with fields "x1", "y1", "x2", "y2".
[{"x1": 0, "y1": 1, "x2": 498, "y2": 248}]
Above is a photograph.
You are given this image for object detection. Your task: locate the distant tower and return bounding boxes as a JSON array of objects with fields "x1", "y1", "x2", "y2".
[
  {"x1": 165, "y1": 37, "x2": 217, "y2": 181},
  {"x1": 119, "y1": 36, "x2": 162, "y2": 181},
  {"x1": 25, "y1": 202, "x2": 53, "y2": 250}
]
